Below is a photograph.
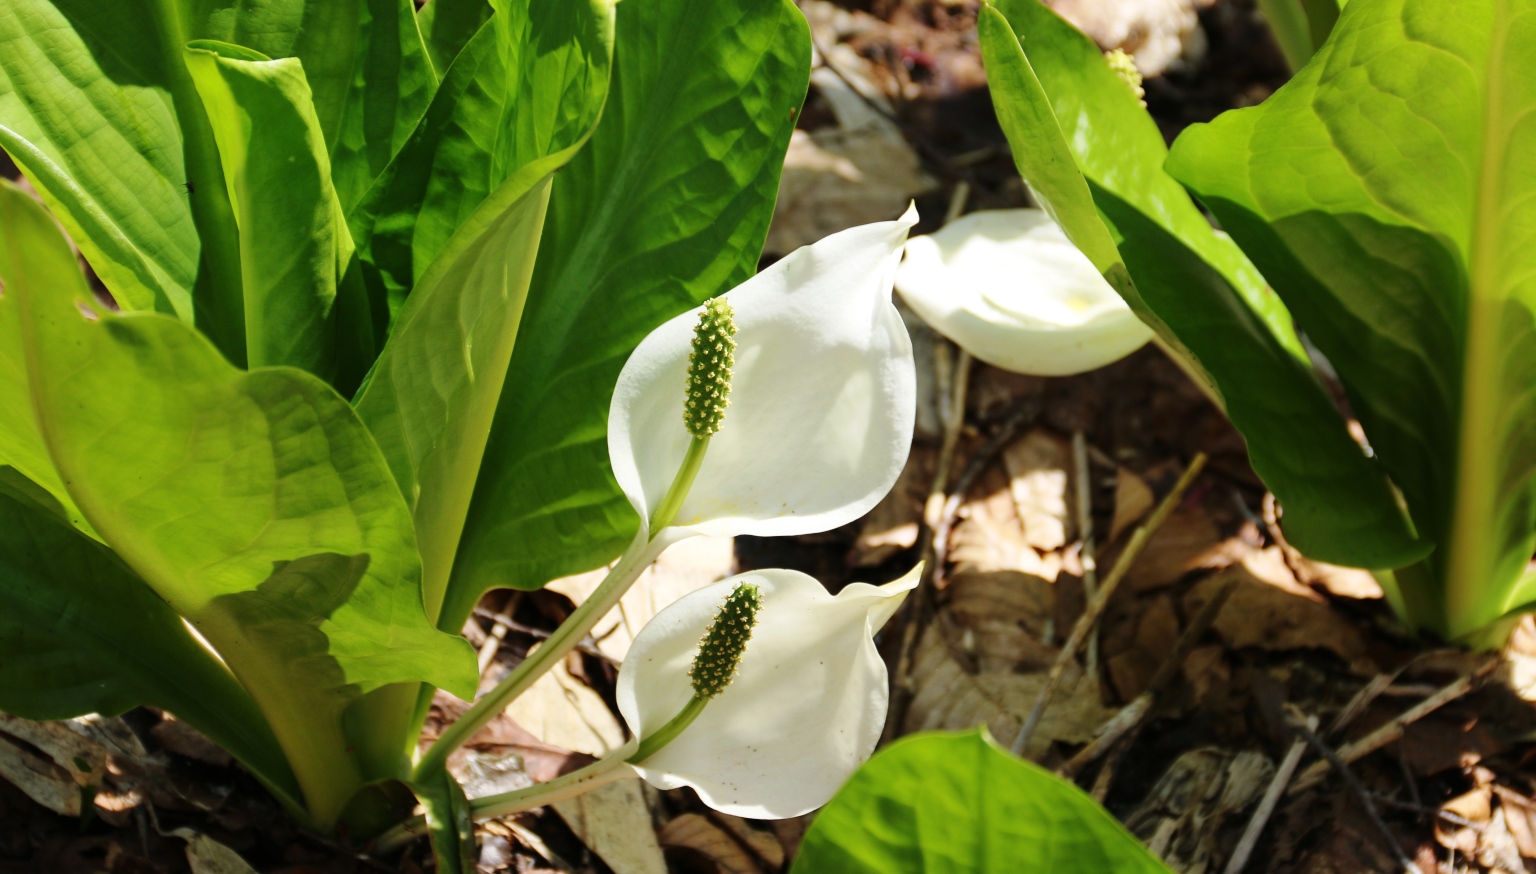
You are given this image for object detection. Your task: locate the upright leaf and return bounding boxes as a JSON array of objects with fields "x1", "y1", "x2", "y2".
[
  {"x1": 980, "y1": 0, "x2": 1425, "y2": 569},
  {"x1": 353, "y1": 0, "x2": 612, "y2": 624},
  {"x1": 417, "y1": 0, "x2": 493, "y2": 80},
  {"x1": 1166, "y1": 0, "x2": 1536, "y2": 638},
  {"x1": 184, "y1": 42, "x2": 373, "y2": 390},
  {"x1": 443, "y1": 0, "x2": 812, "y2": 629},
  {"x1": 0, "y1": 0, "x2": 433, "y2": 364},
  {"x1": 792, "y1": 730, "x2": 1172, "y2": 874},
  {"x1": 352, "y1": 0, "x2": 615, "y2": 315},
  {"x1": 0, "y1": 183, "x2": 475, "y2": 827},
  {"x1": 0, "y1": 486, "x2": 303, "y2": 815}
]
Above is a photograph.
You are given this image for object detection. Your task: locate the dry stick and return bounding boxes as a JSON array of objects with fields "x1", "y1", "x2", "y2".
[
  {"x1": 1011, "y1": 453, "x2": 1208, "y2": 757},
  {"x1": 1288, "y1": 657, "x2": 1496, "y2": 794},
  {"x1": 1058, "y1": 573, "x2": 1238, "y2": 779},
  {"x1": 1222, "y1": 716, "x2": 1317, "y2": 874},
  {"x1": 1072, "y1": 431, "x2": 1100, "y2": 678},
  {"x1": 1285, "y1": 709, "x2": 1424, "y2": 874}
]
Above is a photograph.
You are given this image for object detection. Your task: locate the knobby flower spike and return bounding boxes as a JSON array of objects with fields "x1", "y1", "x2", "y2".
[
  {"x1": 415, "y1": 208, "x2": 921, "y2": 783},
  {"x1": 618, "y1": 565, "x2": 921, "y2": 819},
  {"x1": 896, "y1": 209, "x2": 1153, "y2": 376},
  {"x1": 611, "y1": 204, "x2": 919, "y2": 546}
]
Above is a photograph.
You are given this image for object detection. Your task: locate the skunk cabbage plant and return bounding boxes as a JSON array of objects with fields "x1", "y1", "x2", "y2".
[
  {"x1": 895, "y1": 208, "x2": 1152, "y2": 375},
  {"x1": 979, "y1": 0, "x2": 1536, "y2": 643},
  {"x1": 0, "y1": 0, "x2": 913, "y2": 865}
]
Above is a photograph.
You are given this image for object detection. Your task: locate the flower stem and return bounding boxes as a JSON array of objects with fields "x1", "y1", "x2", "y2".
[
  {"x1": 629, "y1": 694, "x2": 708, "y2": 764},
  {"x1": 410, "y1": 535, "x2": 664, "y2": 784},
  {"x1": 649, "y1": 435, "x2": 708, "y2": 533},
  {"x1": 379, "y1": 756, "x2": 637, "y2": 854},
  {"x1": 412, "y1": 436, "x2": 710, "y2": 784}
]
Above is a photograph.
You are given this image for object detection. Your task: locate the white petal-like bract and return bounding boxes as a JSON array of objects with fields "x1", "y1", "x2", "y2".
[
  {"x1": 896, "y1": 208, "x2": 1152, "y2": 375},
  {"x1": 617, "y1": 567, "x2": 918, "y2": 818},
  {"x1": 609, "y1": 207, "x2": 918, "y2": 540}
]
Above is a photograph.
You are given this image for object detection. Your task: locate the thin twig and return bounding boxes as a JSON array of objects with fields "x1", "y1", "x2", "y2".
[
  {"x1": 1285, "y1": 709, "x2": 1423, "y2": 874},
  {"x1": 1058, "y1": 573, "x2": 1237, "y2": 779},
  {"x1": 1073, "y1": 431, "x2": 1100, "y2": 678},
  {"x1": 470, "y1": 605, "x2": 616, "y2": 666},
  {"x1": 1011, "y1": 454, "x2": 1207, "y2": 757},
  {"x1": 1222, "y1": 716, "x2": 1316, "y2": 874},
  {"x1": 1289, "y1": 658, "x2": 1497, "y2": 794},
  {"x1": 1328, "y1": 670, "x2": 1401, "y2": 737}
]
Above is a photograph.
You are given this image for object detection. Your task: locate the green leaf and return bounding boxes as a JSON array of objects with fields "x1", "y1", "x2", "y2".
[
  {"x1": 980, "y1": 0, "x2": 1426, "y2": 570},
  {"x1": 1165, "y1": 0, "x2": 1536, "y2": 638},
  {"x1": 0, "y1": 0, "x2": 432, "y2": 364},
  {"x1": 353, "y1": 0, "x2": 613, "y2": 625},
  {"x1": 442, "y1": 0, "x2": 811, "y2": 626},
  {"x1": 791, "y1": 730, "x2": 1172, "y2": 874},
  {"x1": 417, "y1": 0, "x2": 493, "y2": 80},
  {"x1": 351, "y1": 0, "x2": 615, "y2": 317},
  {"x1": 414, "y1": 771, "x2": 476, "y2": 874},
  {"x1": 183, "y1": 41, "x2": 374, "y2": 392},
  {"x1": 0, "y1": 485, "x2": 303, "y2": 815},
  {"x1": 0, "y1": 181, "x2": 475, "y2": 827},
  {"x1": 327, "y1": 0, "x2": 438, "y2": 216}
]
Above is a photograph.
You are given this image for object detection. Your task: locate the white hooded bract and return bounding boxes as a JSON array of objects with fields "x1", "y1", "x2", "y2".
[
  {"x1": 895, "y1": 208, "x2": 1152, "y2": 375},
  {"x1": 608, "y1": 206, "x2": 919, "y2": 542},
  {"x1": 616, "y1": 566, "x2": 919, "y2": 818}
]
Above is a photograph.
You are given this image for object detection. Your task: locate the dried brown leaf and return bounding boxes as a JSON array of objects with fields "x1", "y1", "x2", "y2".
[
  {"x1": 554, "y1": 779, "x2": 667, "y2": 874},
  {"x1": 658, "y1": 813, "x2": 762, "y2": 874},
  {"x1": 1002, "y1": 429, "x2": 1075, "y2": 551}
]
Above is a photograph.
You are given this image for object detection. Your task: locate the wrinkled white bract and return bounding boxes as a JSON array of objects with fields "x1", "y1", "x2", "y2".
[
  {"x1": 896, "y1": 208, "x2": 1152, "y2": 375},
  {"x1": 608, "y1": 207, "x2": 918, "y2": 542},
  {"x1": 616, "y1": 566, "x2": 919, "y2": 818}
]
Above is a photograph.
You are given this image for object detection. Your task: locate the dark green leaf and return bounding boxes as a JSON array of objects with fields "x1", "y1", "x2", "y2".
[
  {"x1": 1165, "y1": 0, "x2": 1536, "y2": 638},
  {"x1": 414, "y1": 771, "x2": 476, "y2": 874},
  {"x1": 417, "y1": 0, "x2": 493, "y2": 80},
  {"x1": 792, "y1": 730, "x2": 1172, "y2": 874},
  {"x1": 980, "y1": 0, "x2": 1426, "y2": 569},
  {"x1": 0, "y1": 484, "x2": 304, "y2": 816},
  {"x1": 0, "y1": 181, "x2": 474, "y2": 826},
  {"x1": 442, "y1": 0, "x2": 811, "y2": 627}
]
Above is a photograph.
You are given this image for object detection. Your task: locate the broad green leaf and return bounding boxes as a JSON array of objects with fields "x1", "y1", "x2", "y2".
[
  {"x1": 443, "y1": 0, "x2": 812, "y2": 628},
  {"x1": 1165, "y1": 0, "x2": 1536, "y2": 638},
  {"x1": 414, "y1": 771, "x2": 476, "y2": 874},
  {"x1": 0, "y1": 231, "x2": 90, "y2": 536},
  {"x1": 353, "y1": 1, "x2": 613, "y2": 624},
  {"x1": 0, "y1": 486, "x2": 304, "y2": 815},
  {"x1": 351, "y1": 0, "x2": 614, "y2": 316},
  {"x1": 791, "y1": 730, "x2": 1172, "y2": 874},
  {"x1": 328, "y1": 0, "x2": 437, "y2": 216},
  {"x1": 184, "y1": 42, "x2": 374, "y2": 391},
  {"x1": 0, "y1": 182, "x2": 475, "y2": 826},
  {"x1": 980, "y1": 0, "x2": 1425, "y2": 569},
  {"x1": 417, "y1": 0, "x2": 493, "y2": 80},
  {"x1": 0, "y1": 0, "x2": 432, "y2": 364}
]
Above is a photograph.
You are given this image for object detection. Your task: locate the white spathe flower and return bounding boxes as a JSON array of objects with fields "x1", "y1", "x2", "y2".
[
  {"x1": 616, "y1": 566, "x2": 919, "y2": 818},
  {"x1": 896, "y1": 208, "x2": 1153, "y2": 375},
  {"x1": 608, "y1": 207, "x2": 918, "y2": 542}
]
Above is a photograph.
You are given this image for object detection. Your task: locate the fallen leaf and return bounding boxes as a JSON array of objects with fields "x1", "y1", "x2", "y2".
[
  {"x1": 949, "y1": 464, "x2": 1060, "y2": 581},
  {"x1": 171, "y1": 829, "x2": 258, "y2": 874},
  {"x1": 1002, "y1": 429, "x2": 1074, "y2": 551},
  {"x1": 548, "y1": 536, "x2": 736, "y2": 662},
  {"x1": 1106, "y1": 594, "x2": 1180, "y2": 700},
  {"x1": 1184, "y1": 549, "x2": 1367, "y2": 662},
  {"x1": 0, "y1": 733, "x2": 79, "y2": 815},
  {"x1": 1437, "y1": 787, "x2": 1492, "y2": 857},
  {"x1": 767, "y1": 128, "x2": 930, "y2": 257},
  {"x1": 553, "y1": 779, "x2": 666, "y2": 874},
  {"x1": 710, "y1": 814, "x2": 786, "y2": 870},
  {"x1": 151, "y1": 716, "x2": 230, "y2": 767},
  {"x1": 1126, "y1": 748, "x2": 1274, "y2": 872},
  {"x1": 904, "y1": 619, "x2": 1115, "y2": 758},
  {"x1": 1110, "y1": 467, "x2": 1154, "y2": 541},
  {"x1": 503, "y1": 651, "x2": 625, "y2": 757},
  {"x1": 1121, "y1": 503, "x2": 1230, "y2": 592},
  {"x1": 658, "y1": 813, "x2": 762, "y2": 874}
]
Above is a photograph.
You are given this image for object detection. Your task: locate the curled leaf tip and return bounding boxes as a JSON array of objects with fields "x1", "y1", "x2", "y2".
[
  {"x1": 684, "y1": 297, "x2": 737, "y2": 437},
  {"x1": 1104, "y1": 49, "x2": 1146, "y2": 107},
  {"x1": 689, "y1": 582, "x2": 762, "y2": 698}
]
